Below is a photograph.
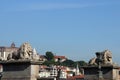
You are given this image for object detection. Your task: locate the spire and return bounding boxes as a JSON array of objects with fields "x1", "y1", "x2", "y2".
[
  {"x1": 76, "y1": 63, "x2": 80, "y2": 75},
  {"x1": 33, "y1": 48, "x2": 37, "y2": 54}
]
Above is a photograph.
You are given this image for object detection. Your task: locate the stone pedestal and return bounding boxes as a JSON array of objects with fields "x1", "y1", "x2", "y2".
[
  {"x1": 0, "y1": 60, "x2": 42, "y2": 80},
  {"x1": 82, "y1": 65, "x2": 120, "y2": 80}
]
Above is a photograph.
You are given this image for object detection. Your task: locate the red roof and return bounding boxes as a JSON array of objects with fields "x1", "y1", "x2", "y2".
[
  {"x1": 67, "y1": 75, "x2": 84, "y2": 80},
  {"x1": 54, "y1": 56, "x2": 66, "y2": 59}
]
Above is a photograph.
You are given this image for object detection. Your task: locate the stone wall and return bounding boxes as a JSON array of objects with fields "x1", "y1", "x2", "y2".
[{"x1": 112, "y1": 69, "x2": 120, "y2": 80}]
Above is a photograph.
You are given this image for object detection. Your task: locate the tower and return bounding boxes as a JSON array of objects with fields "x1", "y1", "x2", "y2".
[{"x1": 76, "y1": 63, "x2": 80, "y2": 75}]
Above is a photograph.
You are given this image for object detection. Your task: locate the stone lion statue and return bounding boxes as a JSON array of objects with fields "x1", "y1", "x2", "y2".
[
  {"x1": 88, "y1": 57, "x2": 97, "y2": 65},
  {"x1": 89, "y1": 50, "x2": 113, "y2": 65},
  {"x1": 102, "y1": 50, "x2": 112, "y2": 64},
  {"x1": 7, "y1": 42, "x2": 39, "y2": 60},
  {"x1": 18, "y1": 42, "x2": 33, "y2": 59}
]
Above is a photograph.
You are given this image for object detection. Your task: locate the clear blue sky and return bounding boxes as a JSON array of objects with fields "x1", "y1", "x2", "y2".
[{"x1": 0, "y1": 0, "x2": 120, "y2": 64}]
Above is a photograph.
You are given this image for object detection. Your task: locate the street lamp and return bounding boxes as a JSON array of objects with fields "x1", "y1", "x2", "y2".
[
  {"x1": 96, "y1": 52, "x2": 104, "y2": 80},
  {"x1": 0, "y1": 65, "x2": 3, "y2": 80},
  {"x1": 0, "y1": 72, "x2": 2, "y2": 80}
]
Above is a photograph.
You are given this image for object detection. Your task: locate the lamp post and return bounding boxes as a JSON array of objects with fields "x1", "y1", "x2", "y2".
[
  {"x1": 0, "y1": 72, "x2": 2, "y2": 80},
  {"x1": 56, "y1": 58, "x2": 61, "y2": 80},
  {"x1": 96, "y1": 52, "x2": 103, "y2": 80},
  {"x1": 0, "y1": 65, "x2": 3, "y2": 80}
]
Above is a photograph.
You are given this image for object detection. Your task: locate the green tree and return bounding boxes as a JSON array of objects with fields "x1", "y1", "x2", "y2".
[
  {"x1": 43, "y1": 60, "x2": 55, "y2": 66},
  {"x1": 61, "y1": 59, "x2": 75, "y2": 67},
  {"x1": 76, "y1": 60, "x2": 87, "y2": 66},
  {"x1": 45, "y1": 51, "x2": 54, "y2": 61}
]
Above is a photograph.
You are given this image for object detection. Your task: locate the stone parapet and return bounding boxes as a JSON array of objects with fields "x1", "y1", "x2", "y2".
[
  {"x1": 0, "y1": 60, "x2": 42, "y2": 80},
  {"x1": 82, "y1": 65, "x2": 120, "y2": 80}
]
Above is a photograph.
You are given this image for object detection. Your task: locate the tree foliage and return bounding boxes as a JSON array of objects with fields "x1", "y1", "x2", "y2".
[
  {"x1": 76, "y1": 60, "x2": 87, "y2": 66},
  {"x1": 45, "y1": 51, "x2": 54, "y2": 61},
  {"x1": 43, "y1": 51, "x2": 87, "y2": 67},
  {"x1": 61, "y1": 59, "x2": 87, "y2": 67},
  {"x1": 42, "y1": 59, "x2": 55, "y2": 66},
  {"x1": 61, "y1": 59, "x2": 75, "y2": 67}
]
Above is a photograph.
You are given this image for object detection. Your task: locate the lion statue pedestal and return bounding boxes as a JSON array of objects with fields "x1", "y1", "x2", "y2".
[
  {"x1": 83, "y1": 50, "x2": 120, "y2": 80},
  {"x1": 0, "y1": 42, "x2": 42, "y2": 80},
  {"x1": 0, "y1": 60, "x2": 41, "y2": 80}
]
